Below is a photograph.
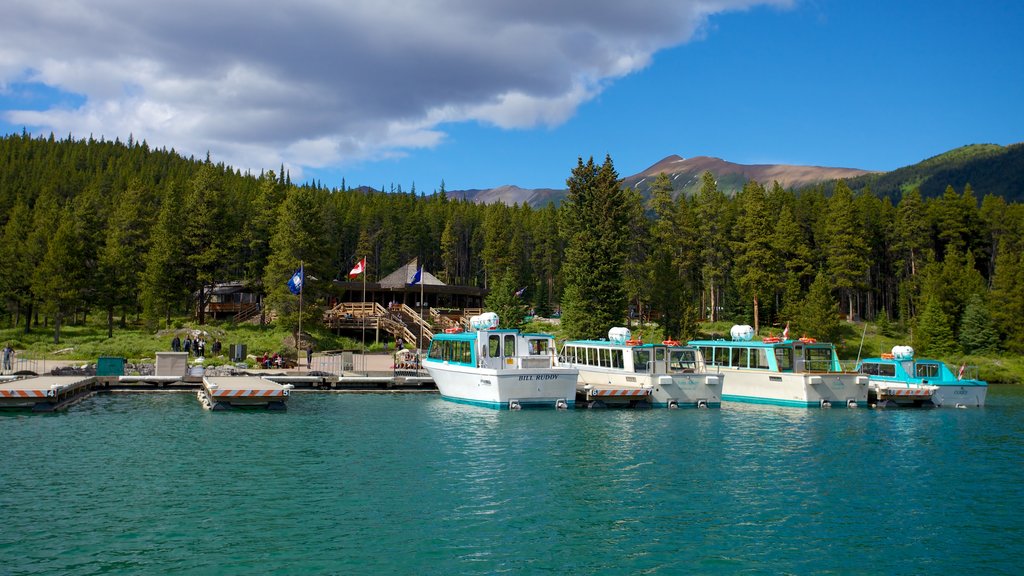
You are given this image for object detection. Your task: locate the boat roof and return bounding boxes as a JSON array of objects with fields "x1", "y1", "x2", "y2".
[
  {"x1": 688, "y1": 338, "x2": 831, "y2": 347},
  {"x1": 564, "y1": 339, "x2": 693, "y2": 348}
]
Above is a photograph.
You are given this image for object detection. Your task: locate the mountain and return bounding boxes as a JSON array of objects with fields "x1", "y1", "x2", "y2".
[
  {"x1": 446, "y1": 185, "x2": 566, "y2": 206},
  {"x1": 448, "y1": 155, "x2": 874, "y2": 207},
  {"x1": 620, "y1": 155, "x2": 874, "y2": 196},
  {"x1": 840, "y1": 143, "x2": 1024, "y2": 202}
]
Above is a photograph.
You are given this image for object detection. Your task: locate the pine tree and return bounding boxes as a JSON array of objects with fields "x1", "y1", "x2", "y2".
[
  {"x1": 483, "y1": 272, "x2": 526, "y2": 329},
  {"x1": 32, "y1": 208, "x2": 87, "y2": 343},
  {"x1": 731, "y1": 180, "x2": 779, "y2": 333},
  {"x1": 141, "y1": 182, "x2": 189, "y2": 329},
  {"x1": 914, "y1": 296, "x2": 958, "y2": 357},
  {"x1": 796, "y1": 269, "x2": 840, "y2": 344},
  {"x1": 559, "y1": 156, "x2": 632, "y2": 339},
  {"x1": 647, "y1": 173, "x2": 687, "y2": 337},
  {"x1": 823, "y1": 181, "x2": 869, "y2": 320},
  {"x1": 959, "y1": 294, "x2": 999, "y2": 354},
  {"x1": 693, "y1": 171, "x2": 731, "y2": 322}
]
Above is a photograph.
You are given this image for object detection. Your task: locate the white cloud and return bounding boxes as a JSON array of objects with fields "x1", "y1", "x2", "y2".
[{"x1": 0, "y1": 0, "x2": 790, "y2": 175}]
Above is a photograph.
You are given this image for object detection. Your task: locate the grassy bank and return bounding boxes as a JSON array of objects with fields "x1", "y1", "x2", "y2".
[{"x1": 0, "y1": 318, "x2": 377, "y2": 366}]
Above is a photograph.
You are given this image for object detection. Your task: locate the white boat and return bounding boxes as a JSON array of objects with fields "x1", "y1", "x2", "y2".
[
  {"x1": 423, "y1": 313, "x2": 577, "y2": 410},
  {"x1": 688, "y1": 325, "x2": 868, "y2": 408},
  {"x1": 856, "y1": 345, "x2": 987, "y2": 408},
  {"x1": 560, "y1": 327, "x2": 722, "y2": 408}
]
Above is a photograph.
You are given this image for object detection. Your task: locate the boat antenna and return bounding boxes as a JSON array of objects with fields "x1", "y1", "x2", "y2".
[{"x1": 855, "y1": 320, "x2": 868, "y2": 365}]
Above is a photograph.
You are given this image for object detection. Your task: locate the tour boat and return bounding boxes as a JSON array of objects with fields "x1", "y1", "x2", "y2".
[
  {"x1": 856, "y1": 345, "x2": 987, "y2": 408},
  {"x1": 688, "y1": 325, "x2": 868, "y2": 408},
  {"x1": 559, "y1": 327, "x2": 721, "y2": 408},
  {"x1": 423, "y1": 313, "x2": 577, "y2": 410}
]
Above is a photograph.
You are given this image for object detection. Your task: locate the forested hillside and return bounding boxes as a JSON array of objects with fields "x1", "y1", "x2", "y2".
[
  {"x1": 841, "y1": 143, "x2": 1024, "y2": 202},
  {"x1": 2, "y1": 133, "x2": 1024, "y2": 356}
]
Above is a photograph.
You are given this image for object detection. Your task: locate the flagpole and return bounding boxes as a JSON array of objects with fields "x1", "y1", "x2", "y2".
[
  {"x1": 361, "y1": 256, "x2": 366, "y2": 375},
  {"x1": 419, "y1": 261, "x2": 424, "y2": 354},
  {"x1": 297, "y1": 260, "x2": 303, "y2": 369}
]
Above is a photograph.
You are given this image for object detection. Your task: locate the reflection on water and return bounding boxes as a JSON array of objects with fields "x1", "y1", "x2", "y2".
[{"x1": 2, "y1": 387, "x2": 1023, "y2": 574}]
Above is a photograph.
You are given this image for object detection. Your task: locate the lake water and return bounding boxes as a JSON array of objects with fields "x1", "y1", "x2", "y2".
[{"x1": 3, "y1": 387, "x2": 1023, "y2": 575}]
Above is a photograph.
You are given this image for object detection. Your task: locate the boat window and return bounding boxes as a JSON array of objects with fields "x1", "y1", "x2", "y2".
[
  {"x1": 670, "y1": 349, "x2": 696, "y2": 372},
  {"x1": 878, "y1": 364, "x2": 895, "y2": 377},
  {"x1": 633, "y1": 349, "x2": 651, "y2": 373},
  {"x1": 751, "y1": 348, "x2": 771, "y2": 369},
  {"x1": 701, "y1": 346, "x2": 719, "y2": 366},
  {"x1": 461, "y1": 341, "x2": 473, "y2": 364},
  {"x1": 731, "y1": 347, "x2": 747, "y2": 368},
  {"x1": 655, "y1": 347, "x2": 666, "y2": 362},
  {"x1": 805, "y1": 347, "x2": 834, "y2": 372},
  {"x1": 488, "y1": 335, "x2": 501, "y2": 358},
  {"x1": 611, "y1": 349, "x2": 624, "y2": 369},
  {"x1": 600, "y1": 348, "x2": 611, "y2": 367},
  {"x1": 859, "y1": 362, "x2": 878, "y2": 375},
  {"x1": 428, "y1": 341, "x2": 444, "y2": 360},
  {"x1": 503, "y1": 335, "x2": 516, "y2": 358},
  {"x1": 529, "y1": 338, "x2": 549, "y2": 355},
  {"x1": 774, "y1": 347, "x2": 793, "y2": 371},
  {"x1": 915, "y1": 363, "x2": 939, "y2": 378}
]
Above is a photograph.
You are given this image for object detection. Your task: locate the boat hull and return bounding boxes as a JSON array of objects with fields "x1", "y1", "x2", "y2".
[
  {"x1": 720, "y1": 369, "x2": 868, "y2": 408},
  {"x1": 425, "y1": 362, "x2": 577, "y2": 410},
  {"x1": 931, "y1": 383, "x2": 987, "y2": 408},
  {"x1": 576, "y1": 369, "x2": 722, "y2": 408}
]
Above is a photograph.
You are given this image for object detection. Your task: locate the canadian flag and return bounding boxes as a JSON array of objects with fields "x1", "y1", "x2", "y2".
[
  {"x1": 782, "y1": 322, "x2": 790, "y2": 340},
  {"x1": 348, "y1": 257, "x2": 366, "y2": 278},
  {"x1": 958, "y1": 364, "x2": 965, "y2": 380}
]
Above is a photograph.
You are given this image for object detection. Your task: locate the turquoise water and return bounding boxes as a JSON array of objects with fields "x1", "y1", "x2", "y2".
[{"x1": 3, "y1": 388, "x2": 1023, "y2": 575}]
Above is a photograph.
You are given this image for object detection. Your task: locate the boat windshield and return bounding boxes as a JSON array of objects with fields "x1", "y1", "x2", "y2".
[
  {"x1": 633, "y1": 349, "x2": 651, "y2": 373},
  {"x1": 669, "y1": 349, "x2": 697, "y2": 372},
  {"x1": 804, "y1": 346, "x2": 835, "y2": 372}
]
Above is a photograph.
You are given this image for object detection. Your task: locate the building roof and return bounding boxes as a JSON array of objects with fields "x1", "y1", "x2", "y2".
[{"x1": 378, "y1": 259, "x2": 445, "y2": 289}]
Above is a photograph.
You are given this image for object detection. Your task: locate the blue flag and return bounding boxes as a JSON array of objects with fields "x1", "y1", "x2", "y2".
[
  {"x1": 409, "y1": 266, "x2": 422, "y2": 285},
  {"x1": 514, "y1": 286, "x2": 526, "y2": 298},
  {"x1": 287, "y1": 266, "x2": 304, "y2": 295}
]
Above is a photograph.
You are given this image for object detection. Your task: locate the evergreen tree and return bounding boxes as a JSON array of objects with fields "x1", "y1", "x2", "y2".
[
  {"x1": 263, "y1": 186, "x2": 329, "y2": 349},
  {"x1": 559, "y1": 156, "x2": 631, "y2": 339},
  {"x1": 731, "y1": 180, "x2": 779, "y2": 333},
  {"x1": 693, "y1": 171, "x2": 731, "y2": 322},
  {"x1": 32, "y1": 208, "x2": 87, "y2": 343},
  {"x1": 483, "y1": 272, "x2": 526, "y2": 329},
  {"x1": 823, "y1": 181, "x2": 869, "y2": 320},
  {"x1": 647, "y1": 173, "x2": 687, "y2": 337},
  {"x1": 796, "y1": 269, "x2": 840, "y2": 344},
  {"x1": 98, "y1": 178, "x2": 151, "y2": 336},
  {"x1": 914, "y1": 296, "x2": 958, "y2": 357},
  {"x1": 959, "y1": 294, "x2": 999, "y2": 354},
  {"x1": 141, "y1": 182, "x2": 189, "y2": 329},
  {"x1": 182, "y1": 164, "x2": 229, "y2": 324},
  {"x1": 0, "y1": 201, "x2": 34, "y2": 329}
]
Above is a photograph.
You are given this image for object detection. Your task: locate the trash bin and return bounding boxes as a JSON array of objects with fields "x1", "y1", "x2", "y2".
[
  {"x1": 231, "y1": 344, "x2": 247, "y2": 362},
  {"x1": 96, "y1": 356, "x2": 126, "y2": 376}
]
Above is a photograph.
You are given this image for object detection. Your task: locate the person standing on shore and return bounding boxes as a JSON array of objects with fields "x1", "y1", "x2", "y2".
[
  {"x1": 183, "y1": 336, "x2": 192, "y2": 357},
  {"x1": 2, "y1": 343, "x2": 13, "y2": 372},
  {"x1": 306, "y1": 344, "x2": 313, "y2": 369},
  {"x1": 171, "y1": 335, "x2": 181, "y2": 352}
]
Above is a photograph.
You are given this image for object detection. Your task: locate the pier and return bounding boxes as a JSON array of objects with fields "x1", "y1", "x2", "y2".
[{"x1": 0, "y1": 375, "x2": 97, "y2": 412}]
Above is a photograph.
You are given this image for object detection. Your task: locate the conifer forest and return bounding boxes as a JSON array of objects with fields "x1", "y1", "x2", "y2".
[{"x1": 2, "y1": 133, "x2": 1023, "y2": 357}]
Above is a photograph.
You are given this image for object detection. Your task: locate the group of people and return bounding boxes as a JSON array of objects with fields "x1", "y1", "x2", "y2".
[{"x1": 170, "y1": 334, "x2": 221, "y2": 358}]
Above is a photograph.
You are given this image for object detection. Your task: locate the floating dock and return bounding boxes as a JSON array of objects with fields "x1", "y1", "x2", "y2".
[
  {"x1": 0, "y1": 375, "x2": 97, "y2": 412},
  {"x1": 577, "y1": 383, "x2": 653, "y2": 408},
  {"x1": 198, "y1": 376, "x2": 291, "y2": 410}
]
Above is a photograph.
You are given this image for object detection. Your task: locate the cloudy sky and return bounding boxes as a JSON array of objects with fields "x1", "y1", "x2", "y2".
[{"x1": 1, "y1": 0, "x2": 1021, "y2": 190}]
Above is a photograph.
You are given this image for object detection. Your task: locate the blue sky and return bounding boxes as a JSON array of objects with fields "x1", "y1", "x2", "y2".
[{"x1": 1, "y1": 1, "x2": 1021, "y2": 192}]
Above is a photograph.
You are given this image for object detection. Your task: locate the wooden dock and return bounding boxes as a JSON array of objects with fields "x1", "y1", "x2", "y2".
[{"x1": 0, "y1": 375, "x2": 97, "y2": 412}]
